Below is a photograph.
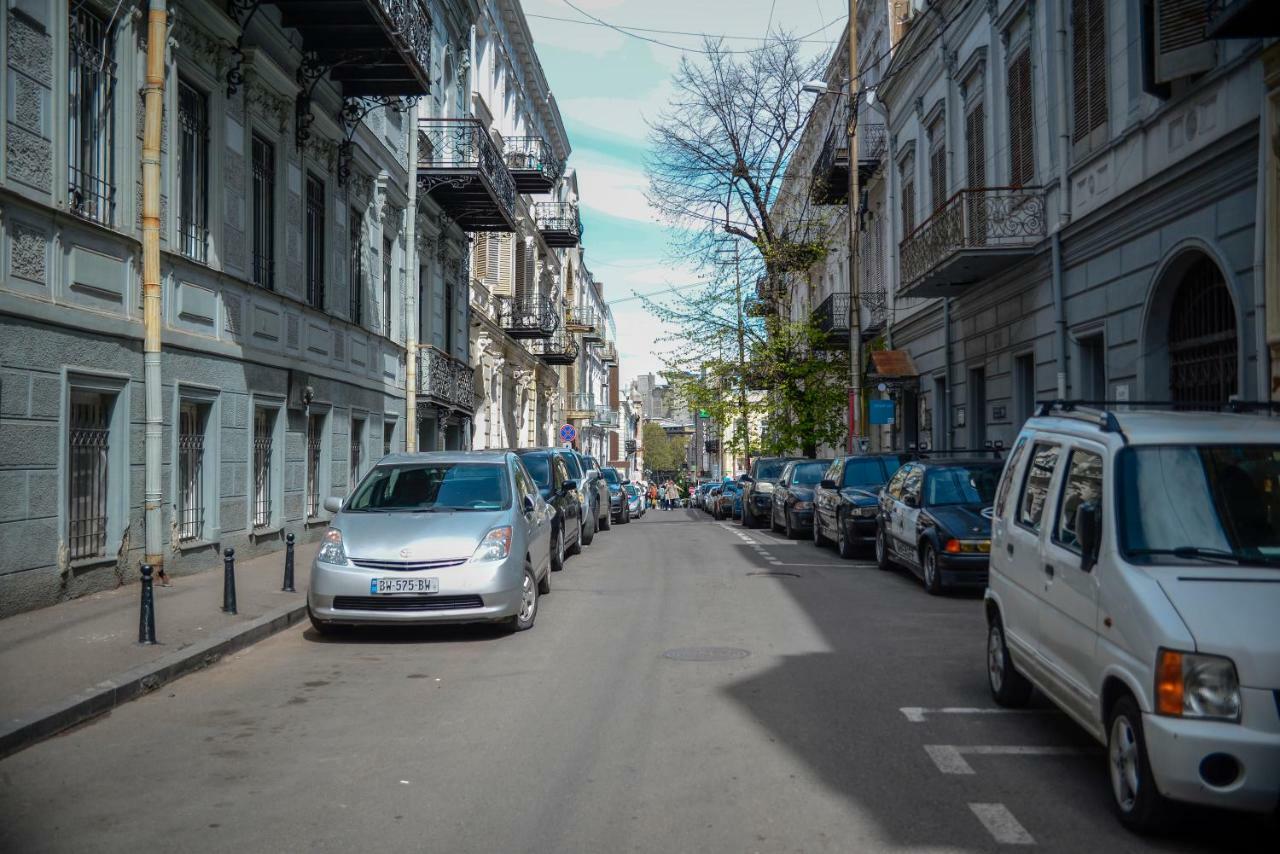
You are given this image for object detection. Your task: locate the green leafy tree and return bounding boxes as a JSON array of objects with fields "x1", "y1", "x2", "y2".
[{"x1": 642, "y1": 422, "x2": 687, "y2": 473}]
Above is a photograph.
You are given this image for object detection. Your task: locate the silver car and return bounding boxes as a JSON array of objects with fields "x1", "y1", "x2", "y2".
[{"x1": 308, "y1": 451, "x2": 554, "y2": 634}]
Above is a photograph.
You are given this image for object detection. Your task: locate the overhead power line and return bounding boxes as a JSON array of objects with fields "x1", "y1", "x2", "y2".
[{"x1": 525, "y1": 12, "x2": 840, "y2": 45}]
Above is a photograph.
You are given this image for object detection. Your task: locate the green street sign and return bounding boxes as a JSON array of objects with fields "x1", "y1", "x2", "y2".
[{"x1": 698, "y1": 409, "x2": 710, "y2": 418}]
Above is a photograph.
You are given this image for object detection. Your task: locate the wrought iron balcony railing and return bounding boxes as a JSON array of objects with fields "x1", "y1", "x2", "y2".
[
  {"x1": 811, "y1": 120, "x2": 888, "y2": 204},
  {"x1": 812, "y1": 292, "x2": 851, "y2": 349},
  {"x1": 565, "y1": 303, "x2": 597, "y2": 331},
  {"x1": 498, "y1": 294, "x2": 559, "y2": 339},
  {"x1": 566, "y1": 393, "x2": 595, "y2": 418},
  {"x1": 503, "y1": 136, "x2": 564, "y2": 193},
  {"x1": 592, "y1": 340, "x2": 617, "y2": 364},
  {"x1": 898, "y1": 186, "x2": 1046, "y2": 298},
  {"x1": 1206, "y1": 1, "x2": 1278, "y2": 39},
  {"x1": 416, "y1": 118, "x2": 516, "y2": 231},
  {"x1": 592, "y1": 406, "x2": 620, "y2": 428},
  {"x1": 417, "y1": 345, "x2": 475, "y2": 413},
  {"x1": 534, "y1": 202, "x2": 582, "y2": 248},
  {"x1": 528, "y1": 328, "x2": 580, "y2": 365}
]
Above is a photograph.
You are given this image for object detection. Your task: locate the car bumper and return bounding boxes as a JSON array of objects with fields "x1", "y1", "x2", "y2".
[
  {"x1": 846, "y1": 516, "x2": 878, "y2": 543},
  {"x1": 1143, "y1": 690, "x2": 1280, "y2": 814},
  {"x1": 789, "y1": 509, "x2": 814, "y2": 529},
  {"x1": 308, "y1": 557, "x2": 523, "y2": 625},
  {"x1": 936, "y1": 552, "x2": 989, "y2": 587}
]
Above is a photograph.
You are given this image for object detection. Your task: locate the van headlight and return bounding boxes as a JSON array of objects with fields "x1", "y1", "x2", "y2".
[
  {"x1": 755, "y1": 481, "x2": 774, "y2": 494},
  {"x1": 471, "y1": 526, "x2": 512, "y2": 562},
  {"x1": 1156, "y1": 649, "x2": 1241, "y2": 721},
  {"x1": 317, "y1": 528, "x2": 348, "y2": 565}
]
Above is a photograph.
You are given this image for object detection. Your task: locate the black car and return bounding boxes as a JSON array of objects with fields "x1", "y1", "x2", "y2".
[
  {"x1": 813, "y1": 454, "x2": 912, "y2": 558},
  {"x1": 511, "y1": 449, "x2": 583, "y2": 571},
  {"x1": 599, "y1": 465, "x2": 631, "y2": 524},
  {"x1": 770, "y1": 459, "x2": 833, "y2": 538},
  {"x1": 554, "y1": 448, "x2": 603, "y2": 543},
  {"x1": 578, "y1": 454, "x2": 613, "y2": 533},
  {"x1": 740, "y1": 456, "x2": 803, "y2": 528},
  {"x1": 875, "y1": 458, "x2": 1004, "y2": 594}
]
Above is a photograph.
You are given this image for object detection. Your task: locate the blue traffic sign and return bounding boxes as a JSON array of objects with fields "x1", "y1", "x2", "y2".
[{"x1": 559, "y1": 423, "x2": 577, "y2": 444}]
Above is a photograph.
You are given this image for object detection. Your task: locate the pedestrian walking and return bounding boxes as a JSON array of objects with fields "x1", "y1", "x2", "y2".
[{"x1": 665, "y1": 480, "x2": 680, "y2": 510}]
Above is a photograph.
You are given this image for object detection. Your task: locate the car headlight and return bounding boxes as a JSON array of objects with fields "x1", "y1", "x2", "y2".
[
  {"x1": 1157, "y1": 650, "x2": 1241, "y2": 721},
  {"x1": 755, "y1": 482, "x2": 774, "y2": 494},
  {"x1": 943, "y1": 538, "x2": 991, "y2": 553},
  {"x1": 793, "y1": 501, "x2": 813, "y2": 511},
  {"x1": 471, "y1": 526, "x2": 512, "y2": 562},
  {"x1": 317, "y1": 528, "x2": 348, "y2": 565}
]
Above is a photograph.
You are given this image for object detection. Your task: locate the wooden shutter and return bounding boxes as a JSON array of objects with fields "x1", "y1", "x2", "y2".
[
  {"x1": 525, "y1": 249, "x2": 536, "y2": 300},
  {"x1": 474, "y1": 235, "x2": 491, "y2": 283},
  {"x1": 1072, "y1": 0, "x2": 1108, "y2": 145},
  {"x1": 965, "y1": 101, "x2": 987, "y2": 246},
  {"x1": 929, "y1": 128, "x2": 946, "y2": 214},
  {"x1": 495, "y1": 234, "x2": 513, "y2": 295},
  {"x1": 1007, "y1": 50, "x2": 1034, "y2": 186},
  {"x1": 1154, "y1": 0, "x2": 1214, "y2": 83},
  {"x1": 514, "y1": 240, "x2": 526, "y2": 300},
  {"x1": 901, "y1": 171, "x2": 916, "y2": 235}
]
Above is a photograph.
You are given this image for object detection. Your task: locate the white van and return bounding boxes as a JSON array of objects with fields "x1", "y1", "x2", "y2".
[{"x1": 984, "y1": 403, "x2": 1279, "y2": 832}]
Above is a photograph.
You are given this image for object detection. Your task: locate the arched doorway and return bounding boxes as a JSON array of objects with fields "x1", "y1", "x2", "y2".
[{"x1": 1167, "y1": 255, "x2": 1237, "y2": 407}]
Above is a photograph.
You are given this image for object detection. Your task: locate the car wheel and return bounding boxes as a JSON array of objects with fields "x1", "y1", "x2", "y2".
[
  {"x1": 1108, "y1": 695, "x2": 1170, "y2": 832},
  {"x1": 551, "y1": 527, "x2": 565, "y2": 572},
  {"x1": 838, "y1": 512, "x2": 857, "y2": 560},
  {"x1": 581, "y1": 513, "x2": 595, "y2": 546},
  {"x1": 501, "y1": 564, "x2": 538, "y2": 633},
  {"x1": 784, "y1": 511, "x2": 795, "y2": 539},
  {"x1": 307, "y1": 606, "x2": 339, "y2": 637},
  {"x1": 875, "y1": 524, "x2": 892, "y2": 571},
  {"x1": 987, "y1": 618, "x2": 1032, "y2": 707},
  {"x1": 922, "y1": 542, "x2": 943, "y2": 594}
]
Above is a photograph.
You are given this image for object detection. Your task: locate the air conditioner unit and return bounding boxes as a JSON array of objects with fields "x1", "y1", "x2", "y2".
[{"x1": 288, "y1": 370, "x2": 314, "y2": 410}]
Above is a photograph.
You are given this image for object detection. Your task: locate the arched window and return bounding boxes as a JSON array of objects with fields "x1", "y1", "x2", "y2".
[{"x1": 1168, "y1": 255, "x2": 1236, "y2": 408}]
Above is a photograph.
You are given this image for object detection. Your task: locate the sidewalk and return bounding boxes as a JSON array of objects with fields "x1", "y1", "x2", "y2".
[{"x1": 0, "y1": 540, "x2": 317, "y2": 759}]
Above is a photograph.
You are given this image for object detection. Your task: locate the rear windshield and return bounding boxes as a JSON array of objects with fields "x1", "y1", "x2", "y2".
[
  {"x1": 791, "y1": 462, "x2": 829, "y2": 485},
  {"x1": 754, "y1": 460, "x2": 789, "y2": 480},
  {"x1": 346, "y1": 463, "x2": 510, "y2": 512},
  {"x1": 924, "y1": 465, "x2": 1001, "y2": 506},
  {"x1": 842, "y1": 457, "x2": 896, "y2": 487},
  {"x1": 520, "y1": 454, "x2": 551, "y2": 488},
  {"x1": 600, "y1": 468, "x2": 621, "y2": 485},
  {"x1": 559, "y1": 453, "x2": 583, "y2": 478}
]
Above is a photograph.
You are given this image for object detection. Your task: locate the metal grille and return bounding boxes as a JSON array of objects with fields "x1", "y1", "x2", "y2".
[
  {"x1": 68, "y1": 5, "x2": 117, "y2": 226},
  {"x1": 332, "y1": 595, "x2": 483, "y2": 612},
  {"x1": 1169, "y1": 257, "x2": 1237, "y2": 409},
  {"x1": 307, "y1": 414, "x2": 323, "y2": 517},
  {"x1": 178, "y1": 402, "x2": 206, "y2": 542},
  {"x1": 306, "y1": 174, "x2": 326, "y2": 309},
  {"x1": 177, "y1": 80, "x2": 209, "y2": 261},
  {"x1": 382, "y1": 237, "x2": 393, "y2": 335},
  {"x1": 383, "y1": 421, "x2": 395, "y2": 456},
  {"x1": 68, "y1": 390, "x2": 110, "y2": 560},
  {"x1": 253, "y1": 408, "x2": 273, "y2": 528},
  {"x1": 349, "y1": 209, "x2": 363, "y2": 324},
  {"x1": 251, "y1": 135, "x2": 276, "y2": 289},
  {"x1": 350, "y1": 418, "x2": 364, "y2": 488}
]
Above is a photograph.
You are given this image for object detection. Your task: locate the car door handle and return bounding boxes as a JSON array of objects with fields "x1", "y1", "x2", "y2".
[{"x1": 1044, "y1": 563, "x2": 1055, "y2": 578}]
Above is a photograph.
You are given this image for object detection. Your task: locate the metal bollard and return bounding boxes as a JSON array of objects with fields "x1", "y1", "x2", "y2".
[
  {"x1": 139, "y1": 563, "x2": 157, "y2": 645},
  {"x1": 282, "y1": 533, "x2": 296, "y2": 592},
  {"x1": 222, "y1": 547, "x2": 238, "y2": 615}
]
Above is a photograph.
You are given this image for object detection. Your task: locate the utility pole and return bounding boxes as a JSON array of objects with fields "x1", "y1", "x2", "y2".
[
  {"x1": 733, "y1": 242, "x2": 751, "y2": 473},
  {"x1": 846, "y1": 0, "x2": 863, "y2": 454}
]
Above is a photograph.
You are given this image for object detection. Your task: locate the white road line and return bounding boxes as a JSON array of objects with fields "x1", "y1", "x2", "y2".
[
  {"x1": 968, "y1": 803, "x2": 1036, "y2": 846},
  {"x1": 900, "y1": 707, "x2": 1054, "y2": 723},
  {"x1": 924, "y1": 744, "x2": 1095, "y2": 775},
  {"x1": 924, "y1": 745, "x2": 976, "y2": 774}
]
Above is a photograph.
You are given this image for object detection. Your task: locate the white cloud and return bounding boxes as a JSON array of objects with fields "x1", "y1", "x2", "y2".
[{"x1": 573, "y1": 158, "x2": 656, "y2": 224}]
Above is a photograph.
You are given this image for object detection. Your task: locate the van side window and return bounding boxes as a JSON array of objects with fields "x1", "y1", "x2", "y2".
[
  {"x1": 1018, "y1": 444, "x2": 1060, "y2": 531},
  {"x1": 995, "y1": 436, "x2": 1029, "y2": 517},
  {"x1": 1053, "y1": 449, "x2": 1103, "y2": 550},
  {"x1": 902, "y1": 466, "x2": 924, "y2": 503},
  {"x1": 887, "y1": 465, "x2": 911, "y2": 499}
]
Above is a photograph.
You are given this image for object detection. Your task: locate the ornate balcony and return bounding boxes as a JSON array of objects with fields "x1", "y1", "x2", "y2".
[
  {"x1": 565, "y1": 304, "x2": 598, "y2": 336},
  {"x1": 416, "y1": 118, "x2": 516, "y2": 232},
  {"x1": 528, "y1": 328, "x2": 580, "y2": 365},
  {"x1": 812, "y1": 292, "x2": 850, "y2": 349},
  {"x1": 811, "y1": 121, "x2": 888, "y2": 205},
  {"x1": 898, "y1": 186, "x2": 1046, "y2": 299},
  {"x1": 417, "y1": 345, "x2": 474, "y2": 414},
  {"x1": 503, "y1": 137, "x2": 564, "y2": 194},
  {"x1": 592, "y1": 406, "x2": 620, "y2": 428},
  {"x1": 534, "y1": 202, "x2": 582, "y2": 248},
  {"x1": 1206, "y1": 1, "x2": 1279, "y2": 38},
  {"x1": 593, "y1": 340, "x2": 617, "y2": 364},
  {"x1": 499, "y1": 295, "x2": 558, "y2": 339},
  {"x1": 566, "y1": 393, "x2": 595, "y2": 421}
]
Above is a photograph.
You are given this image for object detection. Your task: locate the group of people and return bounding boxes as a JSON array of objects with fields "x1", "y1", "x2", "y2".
[{"x1": 643, "y1": 480, "x2": 684, "y2": 511}]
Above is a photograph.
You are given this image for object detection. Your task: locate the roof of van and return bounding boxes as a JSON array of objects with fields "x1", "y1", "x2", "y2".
[{"x1": 1026, "y1": 410, "x2": 1279, "y2": 445}]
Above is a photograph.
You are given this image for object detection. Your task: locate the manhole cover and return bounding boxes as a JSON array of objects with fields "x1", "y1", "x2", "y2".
[
  {"x1": 746, "y1": 571, "x2": 800, "y2": 578},
  {"x1": 662, "y1": 646, "x2": 751, "y2": 662}
]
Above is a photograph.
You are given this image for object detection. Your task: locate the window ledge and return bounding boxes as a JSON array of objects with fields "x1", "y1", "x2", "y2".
[
  {"x1": 176, "y1": 537, "x2": 219, "y2": 553},
  {"x1": 69, "y1": 556, "x2": 118, "y2": 572},
  {"x1": 250, "y1": 524, "x2": 284, "y2": 540}
]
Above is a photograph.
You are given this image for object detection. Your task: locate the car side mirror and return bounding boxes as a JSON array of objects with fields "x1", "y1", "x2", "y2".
[
  {"x1": 323, "y1": 496, "x2": 344, "y2": 513},
  {"x1": 1076, "y1": 501, "x2": 1101, "y2": 572},
  {"x1": 903, "y1": 495, "x2": 919, "y2": 508},
  {"x1": 820, "y1": 479, "x2": 837, "y2": 490},
  {"x1": 562, "y1": 479, "x2": 578, "y2": 494},
  {"x1": 523, "y1": 494, "x2": 536, "y2": 515},
  {"x1": 741, "y1": 475, "x2": 754, "y2": 483}
]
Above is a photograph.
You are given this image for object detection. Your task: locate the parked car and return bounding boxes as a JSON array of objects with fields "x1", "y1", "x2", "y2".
[
  {"x1": 624, "y1": 483, "x2": 645, "y2": 518},
  {"x1": 985, "y1": 403, "x2": 1280, "y2": 832},
  {"x1": 875, "y1": 457, "x2": 1003, "y2": 594},
  {"x1": 580, "y1": 454, "x2": 613, "y2": 533},
  {"x1": 770, "y1": 459, "x2": 833, "y2": 538},
  {"x1": 711, "y1": 480, "x2": 743, "y2": 520},
  {"x1": 552, "y1": 448, "x2": 599, "y2": 545},
  {"x1": 705, "y1": 485, "x2": 722, "y2": 516},
  {"x1": 813, "y1": 454, "x2": 912, "y2": 558},
  {"x1": 512, "y1": 448, "x2": 583, "y2": 571},
  {"x1": 600, "y1": 465, "x2": 631, "y2": 524},
  {"x1": 740, "y1": 457, "x2": 803, "y2": 528},
  {"x1": 308, "y1": 451, "x2": 553, "y2": 635},
  {"x1": 697, "y1": 482, "x2": 718, "y2": 510}
]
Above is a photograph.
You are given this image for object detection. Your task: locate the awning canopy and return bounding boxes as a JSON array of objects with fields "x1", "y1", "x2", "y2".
[{"x1": 869, "y1": 349, "x2": 919, "y2": 378}]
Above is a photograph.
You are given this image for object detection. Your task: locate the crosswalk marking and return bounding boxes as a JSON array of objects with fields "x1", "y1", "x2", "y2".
[{"x1": 969, "y1": 803, "x2": 1036, "y2": 845}]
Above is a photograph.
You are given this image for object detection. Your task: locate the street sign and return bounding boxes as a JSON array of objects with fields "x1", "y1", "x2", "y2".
[
  {"x1": 869, "y1": 399, "x2": 895, "y2": 425},
  {"x1": 559, "y1": 424, "x2": 577, "y2": 444}
]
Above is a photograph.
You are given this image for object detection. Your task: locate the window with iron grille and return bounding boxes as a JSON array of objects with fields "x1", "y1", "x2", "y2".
[
  {"x1": 444, "y1": 273, "x2": 455, "y2": 355},
  {"x1": 382, "y1": 237, "x2": 393, "y2": 337},
  {"x1": 1071, "y1": 0, "x2": 1108, "y2": 150},
  {"x1": 900, "y1": 159, "x2": 916, "y2": 235},
  {"x1": 350, "y1": 416, "x2": 365, "y2": 489},
  {"x1": 349, "y1": 209, "x2": 363, "y2": 324},
  {"x1": 928, "y1": 118, "x2": 946, "y2": 213},
  {"x1": 177, "y1": 79, "x2": 209, "y2": 262},
  {"x1": 68, "y1": 390, "x2": 113, "y2": 560},
  {"x1": 68, "y1": 5, "x2": 117, "y2": 226},
  {"x1": 306, "y1": 174, "x2": 326, "y2": 309},
  {"x1": 306, "y1": 413, "x2": 324, "y2": 517},
  {"x1": 178, "y1": 401, "x2": 208, "y2": 542},
  {"x1": 251, "y1": 135, "x2": 276, "y2": 289},
  {"x1": 383, "y1": 420, "x2": 395, "y2": 456},
  {"x1": 1007, "y1": 49, "x2": 1035, "y2": 186},
  {"x1": 253, "y1": 407, "x2": 275, "y2": 528}
]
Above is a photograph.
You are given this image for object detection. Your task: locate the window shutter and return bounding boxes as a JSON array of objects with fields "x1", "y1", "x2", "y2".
[
  {"x1": 495, "y1": 234, "x2": 513, "y2": 295},
  {"x1": 525, "y1": 249, "x2": 536, "y2": 300},
  {"x1": 1007, "y1": 50, "x2": 1034, "y2": 186},
  {"x1": 1154, "y1": 0, "x2": 1214, "y2": 83},
  {"x1": 514, "y1": 240, "x2": 526, "y2": 299},
  {"x1": 474, "y1": 235, "x2": 490, "y2": 282},
  {"x1": 1087, "y1": 0, "x2": 1107, "y2": 136},
  {"x1": 965, "y1": 102, "x2": 985, "y2": 189},
  {"x1": 930, "y1": 144, "x2": 946, "y2": 213},
  {"x1": 1072, "y1": 0, "x2": 1109, "y2": 145},
  {"x1": 902, "y1": 174, "x2": 916, "y2": 235}
]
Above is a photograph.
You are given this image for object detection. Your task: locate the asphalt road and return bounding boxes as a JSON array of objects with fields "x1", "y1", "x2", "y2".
[{"x1": 1, "y1": 506, "x2": 1274, "y2": 853}]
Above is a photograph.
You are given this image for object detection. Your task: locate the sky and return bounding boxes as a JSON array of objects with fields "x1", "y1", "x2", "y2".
[{"x1": 521, "y1": 0, "x2": 843, "y2": 386}]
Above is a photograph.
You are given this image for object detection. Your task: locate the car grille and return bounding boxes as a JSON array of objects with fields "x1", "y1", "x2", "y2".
[
  {"x1": 332, "y1": 595, "x2": 484, "y2": 612},
  {"x1": 350, "y1": 558, "x2": 467, "y2": 572}
]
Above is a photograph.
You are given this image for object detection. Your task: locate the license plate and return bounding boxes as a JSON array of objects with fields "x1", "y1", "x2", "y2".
[{"x1": 371, "y1": 577, "x2": 439, "y2": 594}]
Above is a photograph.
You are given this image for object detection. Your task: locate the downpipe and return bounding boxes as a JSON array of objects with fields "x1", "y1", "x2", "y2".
[
  {"x1": 1052, "y1": 0, "x2": 1071, "y2": 399},
  {"x1": 142, "y1": 0, "x2": 167, "y2": 574},
  {"x1": 404, "y1": 100, "x2": 420, "y2": 451}
]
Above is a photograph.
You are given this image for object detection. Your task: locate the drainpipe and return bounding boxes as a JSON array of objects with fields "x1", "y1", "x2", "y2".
[
  {"x1": 404, "y1": 101, "x2": 420, "y2": 451},
  {"x1": 142, "y1": 0, "x2": 167, "y2": 576},
  {"x1": 1051, "y1": 0, "x2": 1072, "y2": 399},
  {"x1": 943, "y1": 297, "x2": 952, "y2": 450}
]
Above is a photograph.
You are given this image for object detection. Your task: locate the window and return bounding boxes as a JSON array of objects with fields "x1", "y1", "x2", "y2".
[
  {"x1": 306, "y1": 173, "x2": 326, "y2": 309},
  {"x1": 307, "y1": 412, "x2": 325, "y2": 517},
  {"x1": 1018, "y1": 443, "x2": 1060, "y2": 531},
  {"x1": 1014, "y1": 353, "x2": 1036, "y2": 425},
  {"x1": 968, "y1": 366, "x2": 986, "y2": 450},
  {"x1": 932, "y1": 375, "x2": 947, "y2": 451},
  {"x1": 901, "y1": 161, "x2": 916, "y2": 235},
  {"x1": 68, "y1": 5, "x2": 117, "y2": 225},
  {"x1": 350, "y1": 416, "x2": 365, "y2": 489},
  {"x1": 251, "y1": 135, "x2": 276, "y2": 289},
  {"x1": 177, "y1": 401, "x2": 209, "y2": 542},
  {"x1": 928, "y1": 118, "x2": 947, "y2": 212},
  {"x1": 964, "y1": 100, "x2": 986, "y2": 244},
  {"x1": 995, "y1": 436, "x2": 1029, "y2": 518},
  {"x1": 349, "y1": 209, "x2": 363, "y2": 324},
  {"x1": 1054, "y1": 449, "x2": 1103, "y2": 550},
  {"x1": 1007, "y1": 49, "x2": 1035, "y2": 186},
  {"x1": 1071, "y1": 0, "x2": 1108, "y2": 151},
  {"x1": 1077, "y1": 333, "x2": 1106, "y2": 400},
  {"x1": 383, "y1": 419, "x2": 396, "y2": 456},
  {"x1": 177, "y1": 80, "x2": 209, "y2": 262},
  {"x1": 382, "y1": 237, "x2": 393, "y2": 336},
  {"x1": 252, "y1": 407, "x2": 275, "y2": 528},
  {"x1": 444, "y1": 270, "x2": 455, "y2": 355},
  {"x1": 68, "y1": 390, "x2": 114, "y2": 559}
]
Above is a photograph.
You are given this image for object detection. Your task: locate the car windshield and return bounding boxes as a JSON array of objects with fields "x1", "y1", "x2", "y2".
[
  {"x1": 791, "y1": 462, "x2": 828, "y2": 485},
  {"x1": 520, "y1": 454, "x2": 551, "y2": 489},
  {"x1": 559, "y1": 453, "x2": 583, "y2": 479},
  {"x1": 344, "y1": 462, "x2": 509, "y2": 512},
  {"x1": 1118, "y1": 444, "x2": 1280, "y2": 567},
  {"x1": 924, "y1": 465, "x2": 1001, "y2": 506},
  {"x1": 625, "y1": 484, "x2": 639, "y2": 496},
  {"x1": 600, "y1": 468, "x2": 621, "y2": 485},
  {"x1": 721, "y1": 482, "x2": 741, "y2": 494},
  {"x1": 843, "y1": 456, "x2": 907, "y2": 487},
  {"x1": 754, "y1": 460, "x2": 789, "y2": 480}
]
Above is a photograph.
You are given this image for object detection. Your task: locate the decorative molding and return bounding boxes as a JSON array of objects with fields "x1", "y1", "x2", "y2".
[
  {"x1": 246, "y1": 78, "x2": 291, "y2": 133},
  {"x1": 172, "y1": 13, "x2": 225, "y2": 71}
]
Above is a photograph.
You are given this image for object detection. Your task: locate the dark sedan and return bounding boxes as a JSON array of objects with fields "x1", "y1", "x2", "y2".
[
  {"x1": 770, "y1": 459, "x2": 833, "y2": 538},
  {"x1": 740, "y1": 456, "x2": 803, "y2": 528},
  {"x1": 512, "y1": 449, "x2": 583, "y2": 571},
  {"x1": 813, "y1": 454, "x2": 912, "y2": 558}
]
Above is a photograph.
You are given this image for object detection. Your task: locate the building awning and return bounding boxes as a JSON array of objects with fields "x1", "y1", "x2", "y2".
[{"x1": 869, "y1": 349, "x2": 919, "y2": 378}]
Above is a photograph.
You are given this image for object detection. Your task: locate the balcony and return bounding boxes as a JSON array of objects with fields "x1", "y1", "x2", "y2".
[
  {"x1": 276, "y1": 0, "x2": 432, "y2": 96},
  {"x1": 565, "y1": 304, "x2": 598, "y2": 336},
  {"x1": 592, "y1": 406, "x2": 620, "y2": 428},
  {"x1": 528, "y1": 328, "x2": 580, "y2": 365},
  {"x1": 566, "y1": 393, "x2": 595, "y2": 421},
  {"x1": 499, "y1": 295, "x2": 559, "y2": 339},
  {"x1": 534, "y1": 202, "x2": 582, "y2": 248},
  {"x1": 1206, "y1": 1, "x2": 1280, "y2": 38},
  {"x1": 812, "y1": 292, "x2": 850, "y2": 349},
  {"x1": 811, "y1": 121, "x2": 888, "y2": 205},
  {"x1": 898, "y1": 186, "x2": 1046, "y2": 299},
  {"x1": 417, "y1": 346, "x2": 474, "y2": 414},
  {"x1": 416, "y1": 118, "x2": 516, "y2": 232},
  {"x1": 503, "y1": 137, "x2": 564, "y2": 194},
  {"x1": 593, "y1": 340, "x2": 617, "y2": 364}
]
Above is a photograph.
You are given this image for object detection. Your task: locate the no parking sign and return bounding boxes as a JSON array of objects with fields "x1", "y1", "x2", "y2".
[{"x1": 559, "y1": 423, "x2": 577, "y2": 444}]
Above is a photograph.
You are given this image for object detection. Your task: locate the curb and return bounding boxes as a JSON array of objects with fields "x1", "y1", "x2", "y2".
[{"x1": 0, "y1": 601, "x2": 307, "y2": 761}]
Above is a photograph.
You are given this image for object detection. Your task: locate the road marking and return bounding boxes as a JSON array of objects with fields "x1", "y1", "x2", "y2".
[
  {"x1": 901, "y1": 706, "x2": 1054, "y2": 723},
  {"x1": 968, "y1": 803, "x2": 1035, "y2": 845},
  {"x1": 924, "y1": 744, "x2": 1095, "y2": 775},
  {"x1": 924, "y1": 745, "x2": 976, "y2": 774}
]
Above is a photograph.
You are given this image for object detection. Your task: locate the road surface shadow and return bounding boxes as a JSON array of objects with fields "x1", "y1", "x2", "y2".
[{"x1": 303, "y1": 622, "x2": 512, "y2": 645}]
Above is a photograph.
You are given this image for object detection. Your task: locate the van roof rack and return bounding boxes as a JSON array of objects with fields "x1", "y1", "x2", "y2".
[{"x1": 1033, "y1": 399, "x2": 1280, "y2": 438}]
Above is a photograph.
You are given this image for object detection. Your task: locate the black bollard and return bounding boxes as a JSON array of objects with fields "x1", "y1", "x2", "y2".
[
  {"x1": 139, "y1": 563, "x2": 157, "y2": 645},
  {"x1": 282, "y1": 533, "x2": 296, "y2": 592},
  {"x1": 222, "y1": 547, "x2": 238, "y2": 615}
]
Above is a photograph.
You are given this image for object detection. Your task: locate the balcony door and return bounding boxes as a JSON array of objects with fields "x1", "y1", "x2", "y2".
[{"x1": 965, "y1": 101, "x2": 986, "y2": 246}]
